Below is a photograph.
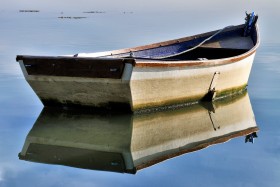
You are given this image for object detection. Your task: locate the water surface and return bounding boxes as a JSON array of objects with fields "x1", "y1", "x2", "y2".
[{"x1": 0, "y1": 9, "x2": 280, "y2": 187}]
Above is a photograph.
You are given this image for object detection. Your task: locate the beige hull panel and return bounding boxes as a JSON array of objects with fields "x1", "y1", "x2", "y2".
[
  {"x1": 27, "y1": 76, "x2": 131, "y2": 107},
  {"x1": 130, "y1": 53, "x2": 255, "y2": 110},
  {"x1": 19, "y1": 61, "x2": 133, "y2": 109}
]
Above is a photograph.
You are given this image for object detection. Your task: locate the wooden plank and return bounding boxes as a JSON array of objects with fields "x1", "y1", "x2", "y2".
[{"x1": 17, "y1": 56, "x2": 135, "y2": 79}]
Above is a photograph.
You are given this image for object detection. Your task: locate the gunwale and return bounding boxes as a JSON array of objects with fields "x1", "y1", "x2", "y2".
[
  {"x1": 74, "y1": 24, "x2": 260, "y2": 68},
  {"x1": 133, "y1": 24, "x2": 260, "y2": 67}
]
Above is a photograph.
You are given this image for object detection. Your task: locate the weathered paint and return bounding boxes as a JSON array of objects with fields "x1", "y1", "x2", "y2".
[
  {"x1": 130, "y1": 53, "x2": 255, "y2": 111},
  {"x1": 18, "y1": 60, "x2": 134, "y2": 111},
  {"x1": 26, "y1": 75, "x2": 132, "y2": 108},
  {"x1": 18, "y1": 51, "x2": 255, "y2": 112}
]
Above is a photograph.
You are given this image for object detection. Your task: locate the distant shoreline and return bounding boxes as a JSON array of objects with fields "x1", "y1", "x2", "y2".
[
  {"x1": 19, "y1": 10, "x2": 40, "y2": 13},
  {"x1": 83, "y1": 11, "x2": 105, "y2": 14},
  {"x1": 58, "y1": 16, "x2": 87, "y2": 19}
]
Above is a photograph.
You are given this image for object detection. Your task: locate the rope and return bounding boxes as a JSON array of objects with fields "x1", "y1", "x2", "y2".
[{"x1": 150, "y1": 25, "x2": 233, "y2": 60}]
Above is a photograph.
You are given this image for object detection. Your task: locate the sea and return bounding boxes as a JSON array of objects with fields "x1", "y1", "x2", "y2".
[{"x1": 0, "y1": 9, "x2": 279, "y2": 187}]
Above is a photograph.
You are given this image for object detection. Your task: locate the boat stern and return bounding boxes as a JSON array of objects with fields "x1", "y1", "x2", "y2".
[{"x1": 16, "y1": 55, "x2": 135, "y2": 111}]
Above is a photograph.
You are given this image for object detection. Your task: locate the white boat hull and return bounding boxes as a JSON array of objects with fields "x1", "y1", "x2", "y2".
[
  {"x1": 130, "y1": 53, "x2": 255, "y2": 110},
  {"x1": 18, "y1": 52, "x2": 255, "y2": 111}
]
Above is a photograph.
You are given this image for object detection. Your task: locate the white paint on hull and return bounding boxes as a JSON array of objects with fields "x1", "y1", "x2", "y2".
[
  {"x1": 28, "y1": 76, "x2": 131, "y2": 107},
  {"x1": 130, "y1": 53, "x2": 255, "y2": 110},
  {"x1": 19, "y1": 60, "x2": 133, "y2": 108},
  {"x1": 19, "y1": 52, "x2": 256, "y2": 111}
]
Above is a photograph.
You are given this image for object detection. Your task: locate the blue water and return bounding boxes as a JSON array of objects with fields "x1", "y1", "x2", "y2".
[{"x1": 0, "y1": 10, "x2": 280, "y2": 187}]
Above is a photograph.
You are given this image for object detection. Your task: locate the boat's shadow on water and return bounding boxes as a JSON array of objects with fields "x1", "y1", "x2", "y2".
[{"x1": 18, "y1": 91, "x2": 258, "y2": 174}]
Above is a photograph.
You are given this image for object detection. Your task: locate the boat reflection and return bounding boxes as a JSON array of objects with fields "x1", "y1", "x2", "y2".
[{"x1": 19, "y1": 92, "x2": 258, "y2": 174}]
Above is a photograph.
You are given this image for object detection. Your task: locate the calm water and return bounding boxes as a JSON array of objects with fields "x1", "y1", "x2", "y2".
[{"x1": 0, "y1": 10, "x2": 280, "y2": 187}]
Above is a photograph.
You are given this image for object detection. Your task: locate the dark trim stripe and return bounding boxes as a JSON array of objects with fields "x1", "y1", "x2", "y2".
[{"x1": 17, "y1": 56, "x2": 135, "y2": 79}]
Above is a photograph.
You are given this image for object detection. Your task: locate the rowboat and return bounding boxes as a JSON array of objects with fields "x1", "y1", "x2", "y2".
[
  {"x1": 16, "y1": 13, "x2": 259, "y2": 112},
  {"x1": 18, "y1": 92, "x2": 258, "y2": 174}
]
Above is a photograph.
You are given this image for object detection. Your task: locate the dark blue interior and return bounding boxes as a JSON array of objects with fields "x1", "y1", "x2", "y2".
[{"x1": 110, "y1": 26, "x2": 257, "y2": 61}]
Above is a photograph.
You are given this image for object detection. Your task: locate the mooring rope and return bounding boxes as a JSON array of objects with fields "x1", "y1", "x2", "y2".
[{"x1": 150, "y1": 25, "x2": 234, "y2": 60}]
